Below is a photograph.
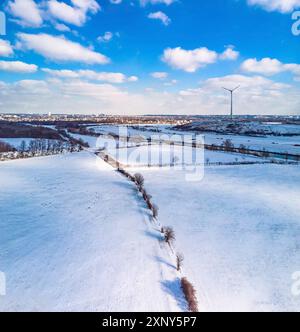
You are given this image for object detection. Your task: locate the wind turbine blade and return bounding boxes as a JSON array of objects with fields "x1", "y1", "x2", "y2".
[{"x1": 222, "y1": 87, "x2": 231, "y2": 92}]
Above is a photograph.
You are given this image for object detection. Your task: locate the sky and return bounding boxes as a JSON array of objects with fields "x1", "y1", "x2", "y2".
[{"x1": 0, "y1": 0, "x2": 300, "y2": 115}]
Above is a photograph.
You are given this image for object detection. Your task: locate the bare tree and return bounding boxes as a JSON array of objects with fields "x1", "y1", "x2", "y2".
[
  {"x1": 222, "y1": 139, "x2": 234, "y2": 151},
  {"x1": 164, "y1": 226, "x2": 175, "y2": 245},
  {"x1": 19, "y1": 140, "x2": 27, "y2": 156},
  {"x1": 152, "y1": 204, "x2": 159, "y2": 219},
  {"x1": 176, "y1": 253, "x2": 184, "y2": 271},
  {"x1": 239, "y1": 144, "x2": 247, "y2": 154},
  {"x1": 134, "y1": 173, "x2": 144, "y2": 187},
  {"x1": 181, "y1": 277, "x2": 198, "y2": 312}
]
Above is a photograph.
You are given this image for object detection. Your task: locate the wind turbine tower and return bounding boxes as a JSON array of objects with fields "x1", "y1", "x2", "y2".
[{"x1": 223, "y1": 86, "x2": 240, "y2": 120}]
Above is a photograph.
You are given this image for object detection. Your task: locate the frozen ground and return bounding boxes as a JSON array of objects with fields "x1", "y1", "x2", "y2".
[
  {"x1": 137, "y1": 164, "x2": 300, "y2": 312},
  {"x1": 108, "y1": 144, "x2": 267, "y2": 167},
  {"x1": 0, "y1": 152, "x2": 184, "y2": 312},
  {"x1": 67, "y1": 133, "x2": 269, "y2": 166},
  {"x1": 84, "y1": 125, "x2": 300, "y2": 156}
]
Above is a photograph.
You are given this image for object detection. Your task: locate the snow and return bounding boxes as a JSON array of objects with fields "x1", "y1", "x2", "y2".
[
  {"x1": 107, "y1": 144, "x2": 267, "y2": 167},
  {"x1": 0, "y1": 152, "x2": 184, "y2": 312},
  {"x1": 83, "y1": 125, "x2": 300, "y2": 156},
  {"x1": 0, "y1": 138, "x2": 36, "y2": 150},
  {"x1": 2, "y1": 122, "x2": 299, "y2": 312},
  {"x1": 68, "y1": 133, "x2": 99, "y2": 148},
  {"x1": 201, "y1": 133, "x2": 300, "y2": 156},
  {"x1": 137, "y1": 164, "x2": 300, "y2": 312}
]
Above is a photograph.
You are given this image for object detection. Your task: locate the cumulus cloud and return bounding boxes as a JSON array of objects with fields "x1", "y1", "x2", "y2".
[
  {"x1": 247, "y1": 0, "x2": 300, "y2": 13},
  {"x1": 140, "y1": 0, "x2": 176, "y2": 6},
  {"x1": 0, "y1": 39, "x2": 14, "y2": 57},
  {"x1": 1, "y1": 74, "x2": 298, "y2": 115},
  {"x1": 0, "y1": 79, "x2": 159, "y2": 114},
  {"x1": 241, "y1": 57, "x2": 300, "y2": 77},
  {"x1": 7, "y1": 0, "x2": 43, "y2": 27},
  {"x1": 97, "y1": 31, "x2": 119, "y2": 43},
  {"x1": 43, "y1": 68, "x2": 138, "y2": 83},
  {"x1": 0, "y1": 61, "x2": 38, "y2": 73},
  {"x1": 16, "y1": 33, "x2": 110, "y2": 64},
  {"x1": 47, "y1": 0, "x2": 100, "y2": 27},
  {"x1": 162, "y1": 47, "x2": 218, "y2": 72},
  {"x1": 178, "y1": 74, "x2": 298, "y2": 115},
  {"x1": 220, "y1": 46, "x2": 240, "y2": 60},
  {"x1": 148, "y1": 11, "x2": 171, "y2": 26},
  {"x1": 151, "y1": 72, "x2": 168, "y2": 79}
]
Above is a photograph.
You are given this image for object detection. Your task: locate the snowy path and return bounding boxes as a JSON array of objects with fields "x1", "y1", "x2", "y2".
[
  {"x1": 138, "y1": 164, "x2": 300, "y2": 312},
  {"x1": 0, "y1": 152, "x2": 183, "y2": 312}
]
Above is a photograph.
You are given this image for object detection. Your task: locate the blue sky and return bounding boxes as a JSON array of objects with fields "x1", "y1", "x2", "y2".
[{"x1": 0, "y1": 0, "x2": 300, "y2": 115}]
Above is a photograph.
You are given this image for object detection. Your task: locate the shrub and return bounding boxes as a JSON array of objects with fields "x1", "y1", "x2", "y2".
[
  {"x1": 222, "y1": 139, "x2": 234, "y2": 151},
  {"x1": 181, "y1": 277, "x2": 198, "y2": 312},
  {"x1": 0, "y1": 141, "x2": 15, "y2": 153},
  {"x1": 164, "y1": 226, "x2": 175, "y2": 245},
  {"x1": 176, "y1": 253, "x2": 184, "y2": 271},
  {"x1": 134, "y1": 173, "x2": 144, "y2": 187},
  {"x1": 152, "y1": 204, "x2": 159, "y2": 219},
  {"x1": 142, "y1": 189, "x2": 148, "y2": 201}
]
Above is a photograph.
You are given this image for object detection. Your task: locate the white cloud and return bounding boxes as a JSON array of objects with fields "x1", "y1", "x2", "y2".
[
  {"x1": 178, "y1": 74, "x2": 298, "y2": 115},
  {"x1": 0, "y1": 79, "x2": 157, "y2": 114},
  {"x1": 54, "y1": 23, "x2": 71, "y2": 32},
  {"x1": 148, "y1": 11, "x2": 171, "y2": 26},
  {"x1": 162, "y1": 47, "x2": 218, "y2": 72},
  {"x1": 0, "y1": 61, "x2": 38, "y2": 73},
  {"x1": 164, "y1": 79, "x2": 177, "y2": 86},
  {"x1": 0, "y1": 75, "x2": 299, "y2": 115},
  {"x1": 43, "y1": 68, "x2": 138, "y2": 83},
  {"x1": 97, "y1": 32, "x2": 114, "y2": 43},
  {"x1": 140, "y1": 0, "x2": 176, "y2": 6},
  {"x1": 241, "y1": 58, "x2": 300, "y2": 77},
  {"x1": 47, "y1": 0, "x2": 100, "y2": 27},
  {"x1": 17, "y1": 33, "x2": 110, "y2": 64},
  {"x1": 220, "y1": 46, "x2": 239, "y2": 60},
  {"x1": 0, "y1": 39, "x2": 14, "y2": 57},
  {"x1": 151, "y1": 72, "x2": 168, "y2": 79},
  {"x1": 7, "y1": 0, "x2": 43, "y2": 27},
  {"x1": 247, "y1": 0, "x2": 300, "y2": 13}
]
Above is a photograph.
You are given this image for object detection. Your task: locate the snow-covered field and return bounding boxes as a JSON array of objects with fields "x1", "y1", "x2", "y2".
[
  {"x1": 0, "y1": 152, "x2": 184, "y2": 312},
  {"x1": 137, "y1": 164, "x2": 300, "y2": 312},
  {"x1": 202, "y1": 133, "x2": 300, "y2": 156},
  {"x1": 108, "y1": 144, "x2": 267, "y2": 167},
  {"x1": 1, "y1": 124, "x2": 299, "y2": 312},
  {"x1": 67, "y1": 133, "x2": 270, "y2": 166},
  {"x1": 85, "y1": 125, "x2": 300, "y2": 156}
]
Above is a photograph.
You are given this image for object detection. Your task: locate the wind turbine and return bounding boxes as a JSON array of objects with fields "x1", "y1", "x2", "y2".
[{"x1": 223, "y1": 86, "x2": 240, "y2": 120}]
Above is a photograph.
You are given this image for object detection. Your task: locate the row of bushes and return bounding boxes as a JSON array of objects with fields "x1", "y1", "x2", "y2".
[
  {"x1": 97, "y1": 150, "x2": 200, "y2": 313},
  {"x1": 160, "y1": 226, "x2": 198, "y2": 312},
  {"x1": 58, "y1": 129, "x2": 90, "y2": 148},
  {"x1": 0, "y1": 139, "x2": 83, "y2": 161},
  {"x1": 117, "y1": 170, "x2": 199, "y2": 312}
]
